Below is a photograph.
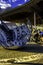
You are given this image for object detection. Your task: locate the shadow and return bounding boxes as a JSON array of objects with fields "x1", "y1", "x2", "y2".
[
  {"x1": 15, "y1": 44, "x2": 43, "y2": 53},
  {"x1": 6, "y1": 61, "x2": 43, "y2": 65},
  {"x1": 12, "y1": 62, "x2": 43, "y2": 65}
]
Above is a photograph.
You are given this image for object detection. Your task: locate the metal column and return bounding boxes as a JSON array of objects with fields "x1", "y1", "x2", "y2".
[{"x1": 34, "y1": 12, "x2": 36, "y2": 28}]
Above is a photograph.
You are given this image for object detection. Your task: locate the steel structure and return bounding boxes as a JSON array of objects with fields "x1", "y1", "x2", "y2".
[{"x1": 0, "y1": 20, "x2": 32, "y2": 49}]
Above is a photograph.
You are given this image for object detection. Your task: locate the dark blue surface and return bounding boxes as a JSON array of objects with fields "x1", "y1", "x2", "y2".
[
  {"x1": 0, "y1": 0, "x2": 30, "y2": 13},
  {"x1": 40, "y1": 31, "x2": 43, "y2": 35},
  {"x1": 0, "y1": 21, "x2": 31, "y2": 48}
]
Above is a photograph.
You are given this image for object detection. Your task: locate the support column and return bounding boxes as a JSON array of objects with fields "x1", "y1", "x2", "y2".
[{"x1": 34, "y1": 12, "x2": 36, "y2": 28}]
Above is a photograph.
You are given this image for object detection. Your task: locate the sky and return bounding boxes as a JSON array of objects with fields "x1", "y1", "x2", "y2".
[{"x1": 0, "y1": 0, "x2": 30, "y2": 9}]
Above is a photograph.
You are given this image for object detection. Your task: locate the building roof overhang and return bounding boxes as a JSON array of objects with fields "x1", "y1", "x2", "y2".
[{"x1": 0, "y1": 0, "x2": 42, "y2": 21}]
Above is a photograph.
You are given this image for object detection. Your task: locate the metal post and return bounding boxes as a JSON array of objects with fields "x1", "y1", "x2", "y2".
[{"x1": 34, "y1": 12, "x2": 36, "y2": 28}]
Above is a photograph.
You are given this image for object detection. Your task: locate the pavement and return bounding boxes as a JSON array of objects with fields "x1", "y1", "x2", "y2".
[{"x1": 0, "y1": 42, "x2": 43, "y2": 65}]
